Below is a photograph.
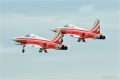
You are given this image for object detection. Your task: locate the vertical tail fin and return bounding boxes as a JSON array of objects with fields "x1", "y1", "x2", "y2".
[
  {"x1": 90, "y1": 19, "x2": 100, "y2": 34},
  {"x1": 52, "y1": 28, "x2": 63, "y2": 44}
]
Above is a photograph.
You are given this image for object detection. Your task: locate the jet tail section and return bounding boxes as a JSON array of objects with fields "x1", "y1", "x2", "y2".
[
  {"x1": 90, "y1": 19, "x2": 100, "y2": 34},
  {"x1": 52, "y1": 28, "x2": 63, "y2": 44}
]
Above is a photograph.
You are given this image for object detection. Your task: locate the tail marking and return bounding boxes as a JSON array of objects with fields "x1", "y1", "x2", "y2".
[
  {"x1": 90, "y1": 19, "x2": 100, "y2": 34},
  {"x1": 52, "y1": 29, "x2": 63, "y2": 44}
]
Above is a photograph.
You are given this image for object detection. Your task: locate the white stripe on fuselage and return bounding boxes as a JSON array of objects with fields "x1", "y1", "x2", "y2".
[
  {"x1": 57, "y1": 26, "x2": 88, "y2": 31},
  {"x1": 17, "y1": 36, "x2": 50, "y2": 42},
  {"x1": 61, "y1": 27, "x2": 89, "y2": 32}
]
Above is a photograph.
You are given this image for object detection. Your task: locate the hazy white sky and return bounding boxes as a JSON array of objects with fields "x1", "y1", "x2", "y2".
[{"x1": 1, "y1": 0, "x2": 120, "y2": 80}]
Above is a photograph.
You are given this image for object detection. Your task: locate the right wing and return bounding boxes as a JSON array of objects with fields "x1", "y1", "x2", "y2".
[{"x1": 70, "y1": 35, "x2": 80, "y2": 38}]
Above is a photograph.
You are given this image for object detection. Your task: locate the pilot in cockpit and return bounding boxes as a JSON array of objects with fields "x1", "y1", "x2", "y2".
[
  {"x1": 25, "y1": 34, "x2": 38, "y2": 38},
  {"x1": 25, "y1": 34, "x2": 30, "y2": 37},
  {"x1": 64, "y1": 24, "x2": 69, "y2": 27}
]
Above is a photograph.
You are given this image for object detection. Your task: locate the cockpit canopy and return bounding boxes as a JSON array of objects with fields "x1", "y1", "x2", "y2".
[
  {"x1": 63, "y1": 24, "x2": 75, "y2": 28},
  {"x1": 63, "y1": 24, "x2": 85, "y2": 30},
  {"x1": 24, "y1": 34, "x2": 48, "y2": 40},
  {"x1": 25, "y1": 34, "x2": 38, "y2": 38},
  {"x1": 26, "y1": 34, "x2": 31, "y2": 37},
  {"x1": 64, "y1": 24, "x2": 69, "y2": 27}
]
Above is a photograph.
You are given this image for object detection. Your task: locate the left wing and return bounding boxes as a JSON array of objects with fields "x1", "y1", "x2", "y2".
[
  {"x1": 66, "y1": 34, "x2": 86, "y2": 42},
  {"x1": 27, "y1": 44, "x2": 48, "y2": 53},
  {"x1": 26, "y1": 44, "x2": 42, "y2": 48}
]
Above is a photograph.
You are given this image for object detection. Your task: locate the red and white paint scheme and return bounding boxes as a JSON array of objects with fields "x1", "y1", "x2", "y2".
[
  {"x1": 11, "y1": 29, "x2": 69, "y2": 53},
  {"x1": 51, "y1": 19, "x2": 106, "y2": 42}
]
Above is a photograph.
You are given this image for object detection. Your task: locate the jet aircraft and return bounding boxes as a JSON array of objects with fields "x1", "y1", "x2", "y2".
[
  {"x1": 11, "y1": 29, "x2": 69, "y2": 53},
  {"x1": 51, "y1": 19, "x2": 106, "y2": 42}
]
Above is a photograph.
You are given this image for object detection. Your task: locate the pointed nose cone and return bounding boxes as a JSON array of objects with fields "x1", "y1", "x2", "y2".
[
  {"x1": 11, "y1": 38, "x2": 16, "y2": 41},
  {"x1": 50, "y1": 28, "x2": 57, "y2": 32}
]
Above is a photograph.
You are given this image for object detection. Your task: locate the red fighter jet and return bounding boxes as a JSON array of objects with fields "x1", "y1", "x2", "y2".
[
  {"x1": 51, "y1": 19, "x2": 106, "y2": 42},
  {"x1": 11, "y1": 29, "x2": 69, "y2": 53}
]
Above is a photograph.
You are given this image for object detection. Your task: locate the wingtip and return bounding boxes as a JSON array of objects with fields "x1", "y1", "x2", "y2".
[{"x1": 67, "y1": 46, "x2": 71, "y2": 47}]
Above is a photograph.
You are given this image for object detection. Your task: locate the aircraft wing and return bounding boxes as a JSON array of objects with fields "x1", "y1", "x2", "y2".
[
  {"x1": 70, "y1": 35, "x2": 80, "y2": 38},
  {"x1": 26, "y1": 44, "x2": 42, "y2": 48},
  {"x1": 15, "y1": 42, "x2": 42, "y2": 48},
  {"x1": 26, "y1": 44, "x2": 56, "y2": 50},
  {"x1": 63, "y1": 34, "x2": 80, "y2": 38},
  {"x1": 65, "y1": 34, "x2": 80, "y2": 38}
]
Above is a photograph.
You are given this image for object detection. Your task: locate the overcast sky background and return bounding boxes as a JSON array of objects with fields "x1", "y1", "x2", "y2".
[{"x1": 0, "y1": 0, "x2": 120, "y2": 80}]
